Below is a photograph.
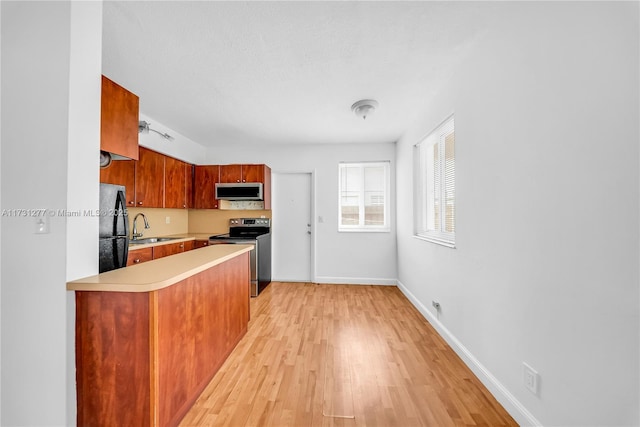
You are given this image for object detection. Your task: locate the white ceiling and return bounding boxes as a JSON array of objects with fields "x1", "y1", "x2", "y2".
[{"x1": 102, "y1": 1, "x2": 487, "y2": 148}]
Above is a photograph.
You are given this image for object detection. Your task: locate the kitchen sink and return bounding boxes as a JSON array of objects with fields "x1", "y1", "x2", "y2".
[{"x1": 130, "y1": 237, "x2": 182, "y2": 245}]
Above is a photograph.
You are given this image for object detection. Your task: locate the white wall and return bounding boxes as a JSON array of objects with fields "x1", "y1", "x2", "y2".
[
  {"x1": 66, "y1": 2, "x2": 103, "y2": 423},
  {"x1": 205, "y1": 143, "x2": 397, "y2": 284},
  {"x1": 0, "y1": 4, "x2": 3, "y2": 422},
  {"x1": 1, "y1": 2, "x2": 102, "y2": 425},
  {"x1": 138, "y1": 112, "x2": 207, "y2": 164},
  {"x1": 395, "y1": 2, "x2": 639, "y2": 426}
]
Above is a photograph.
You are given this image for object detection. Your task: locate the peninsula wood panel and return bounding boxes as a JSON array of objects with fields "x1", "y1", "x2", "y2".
[
  {"x1": 75, "y1": 291, "x2": 151, "y2": 427},
  {"x1": 75, "y1": 252, "x2": 251, "y2": 427},
  {"x1": 157, "y1": 254, "x2": 250, "y2": 426}
]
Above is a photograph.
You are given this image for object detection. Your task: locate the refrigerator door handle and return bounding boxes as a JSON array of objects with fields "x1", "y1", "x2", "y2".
[{"x1": 115, "y1": 190, "x2": 129, "y2": 268}]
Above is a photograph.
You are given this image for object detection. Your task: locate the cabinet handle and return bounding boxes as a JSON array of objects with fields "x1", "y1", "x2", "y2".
[
  {"x1": 204, "y1": 242, "x2": 208, "y2": 246},
  {"x1": 128, "y1": 201, "x2": 134, "y2": 205},
  {"x1": 134, "y1": 259, "x2": 140, "y2": 263},
  {"x1": 138, "y1": 201, "x2": 143, "y2": 205},
  {"x1": 180, "y1": 244, "x2": 184, "y2": 248},
  {"x1": 183, "y1": 204, "x2": 186, "y2": 208}
]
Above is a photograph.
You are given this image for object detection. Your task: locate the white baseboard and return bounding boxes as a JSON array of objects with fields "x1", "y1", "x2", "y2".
[
  {"x1": 396, "y1": 280, "x2": 542, "y2": 427},
  {"x1": 313, "y1": 276, "x2": 397, "y2": 286}
]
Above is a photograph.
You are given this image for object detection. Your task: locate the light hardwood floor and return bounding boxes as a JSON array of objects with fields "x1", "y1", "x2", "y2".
[{"x1": 180, "y1": 282, "x2": 518, "y2": 427}]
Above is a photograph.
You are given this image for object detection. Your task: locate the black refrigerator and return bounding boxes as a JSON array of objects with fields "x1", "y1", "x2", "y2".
[{"x1": 99, "y1": 183, "x2": 129, "y2": 273}]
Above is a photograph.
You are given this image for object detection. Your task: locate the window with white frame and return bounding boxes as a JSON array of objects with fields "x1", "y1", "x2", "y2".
[
  {"x1": 338, "y1": 161, "x2": 390, "y2": 232},
  {"x1": 415, "y1": 115, "x2": 455, "y2": 247}
]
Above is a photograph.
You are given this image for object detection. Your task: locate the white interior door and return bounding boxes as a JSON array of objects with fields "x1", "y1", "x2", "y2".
[{"x1": 272, "y1": 173, "x2": 312, "y2": 282}]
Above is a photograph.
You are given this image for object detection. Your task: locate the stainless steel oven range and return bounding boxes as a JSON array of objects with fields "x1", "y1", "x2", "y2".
[{"x1": 209, "y1": 218, "x2": 271, "y2": 297}]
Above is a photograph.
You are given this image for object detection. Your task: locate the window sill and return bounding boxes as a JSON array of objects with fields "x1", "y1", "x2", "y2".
[
  {"x1": 413, "y1": 234, "x2": 456, "y2": 248},
  {"x1": 339, "y1": 228, "x2": 391, "y2": 233}
]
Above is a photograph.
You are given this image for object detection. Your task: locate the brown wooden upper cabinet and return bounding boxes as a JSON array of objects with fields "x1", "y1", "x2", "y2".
[
  {"x1": 100, "y1": 75, "x2": 139, "y2": 160},
  {"x1": 185, "y1": 163, "x2": 193, "y2": 209},
  {"x1": 196, "y1": 164, "x2": 271, "y2": 209},
  {"x1": 219, "y1": 164, "x2": 242, "y2": 183},
  {"x1": 102, "y1": 147, "x2": 193, "y2": 209},
  {"x1": 193, "y1": 165, "x2": 220, "y2": 209},
  {"x1": 100, "y1": 159, "x2": 136, "y2": 206},
  {"x1": 165, "y1": 156, "x2": 190, "y2": 209},
  {"x1": 219, "y1": 164, "x2": 268, "y2": 183},
  {"x1": 135, "y1": 147, "x2": 164, "y2": 207}
]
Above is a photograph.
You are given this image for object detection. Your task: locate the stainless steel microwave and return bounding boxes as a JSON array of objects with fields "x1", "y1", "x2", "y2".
[{"x1": 215, "y1": 182, "x2": 263, "y2": 200}]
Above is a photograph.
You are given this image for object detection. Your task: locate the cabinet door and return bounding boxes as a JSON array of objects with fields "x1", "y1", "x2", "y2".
[
  {"x1": 194, "y1": 240, "x2": 209, "y2": 249},
  {"x1": 193, "y1": 165, "x2": 220, "y2": 209},
  {"x1": 185, "y1": 163, "x2": 193, "y2": 209},
  {"x1": 135, "y1": 147, "x2": 164, "y2": 207},
  {"x1": 241, "y1": 164, "x2": 264, "y2": 183},
  {"x1": 100, "y1": 160, "x2": 136, "y2": 206},
  {"x1": 182, "y1": 240, "x2": 195, "y2": 251},
  {"x1": 153, "y1": 242, "x2": 184, "y2": 259},
  {"x1": 126, "y1": 247, "x2": 153, "y2": 266},
  {"x1": 164, "y1": 156, "x2": 186, "y2": 209},
  {"x1": 100, "y1": 76, "x2": 139, "y2": 160},
  {"x1": 219, "y1": 164, "x2": 243, "y2": 183}
]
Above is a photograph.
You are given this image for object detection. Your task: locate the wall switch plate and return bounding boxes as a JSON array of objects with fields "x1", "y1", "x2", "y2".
[
  {"x1": 523, "y1": 362, "x2": 539, "y2": 396},
  {"x1": 35, "y1": 216, "x2": 49, "y2": 234},
  {"x1": 165, "y1": 216, "x2": 170, "y2": 224}
]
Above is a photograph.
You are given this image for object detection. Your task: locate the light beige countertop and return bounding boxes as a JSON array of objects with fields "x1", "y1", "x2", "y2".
[{"x1": 67, "y1": 244, "x2": 253, "y2": 293}]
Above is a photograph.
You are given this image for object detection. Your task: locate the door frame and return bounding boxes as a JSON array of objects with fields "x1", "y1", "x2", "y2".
[{"x1": 272, "y1": 170, "x2": 316, "y2": 283}]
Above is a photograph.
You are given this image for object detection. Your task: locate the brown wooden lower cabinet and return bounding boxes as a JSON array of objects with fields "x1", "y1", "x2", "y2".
[
  {"x1": 153, "y1": 241, "x2": 186, "y2": 258},
  {"x1": 75, "y1": 252, "x2": 250, "y2": 427},
  {"x1": 193, "y1": 240, "x2": 209, "y2": 249},
  {"x1": 127, "y1": 240, "x2": 197, "y2": 266},
  {"x1": 127, "y1": 247, "x2": 153, "y2": 266}
]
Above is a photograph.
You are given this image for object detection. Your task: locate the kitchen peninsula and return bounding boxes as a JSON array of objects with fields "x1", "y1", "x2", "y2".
[{"x1": 67, "y1": 244, "x2": 253, "y2": 427}]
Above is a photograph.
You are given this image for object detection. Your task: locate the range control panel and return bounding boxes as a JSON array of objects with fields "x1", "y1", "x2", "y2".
[{"x1": 229, "y1": 218, "x2": 271, "y2": 227}]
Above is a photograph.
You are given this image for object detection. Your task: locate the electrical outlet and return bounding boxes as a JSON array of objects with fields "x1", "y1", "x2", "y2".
[
  {"x1": 523, "y1": 362, "x2": 539, "y2": 396},
  {"x1": 165, "y1": 216, "x2": 170, "y2": 224}
]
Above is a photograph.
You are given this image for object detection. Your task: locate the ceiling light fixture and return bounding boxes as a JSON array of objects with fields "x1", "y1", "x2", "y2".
[
  {"x1": 351, "y1": 99, "x2": 379, "y2": 120},
  {"x1": 138, "y1": 120, "x2": 174, "y2": 140}
]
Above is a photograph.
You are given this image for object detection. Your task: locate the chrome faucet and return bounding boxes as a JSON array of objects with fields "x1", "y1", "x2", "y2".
[{"x1": 132, "y1": 213, "x2": 150, "y2": 240}]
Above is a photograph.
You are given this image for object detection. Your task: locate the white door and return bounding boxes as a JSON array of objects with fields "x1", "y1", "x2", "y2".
[{"x1": 272, "y1": 172, "x2": 312, "y2": 282}]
